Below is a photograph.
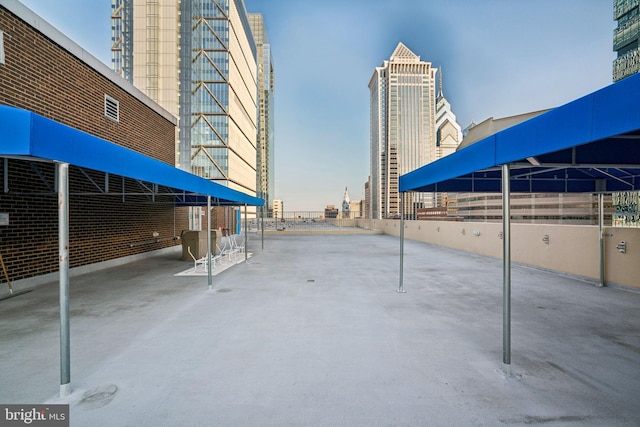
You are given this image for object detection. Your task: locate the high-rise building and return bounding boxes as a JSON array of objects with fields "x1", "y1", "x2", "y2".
[
  {"x1": 612, "y1": 0, "x2": 640, "y2": 226},
  {"x1": 435, "y1": 71, "x2": 462, "y2": 159},
  {"x1": 248, "y1": 13, "x2": 275, "y2": 213},
  {"x1": 272, "y1": 199, "x2": 283, "y2": 219},
  {"x1": 613, "y1": 0, "x2": 640, "y2": 81},
  {"x1": 369, "y1": 42, "x2": 438, "y2": 219},
  {"x1": 111, "y1": 0, "x2": 259, "y2": 200}
]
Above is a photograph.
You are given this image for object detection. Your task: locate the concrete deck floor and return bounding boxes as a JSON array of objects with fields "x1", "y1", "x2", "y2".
[{"x1": 1, "y1": 233, "x2": 639, "y2": 426}]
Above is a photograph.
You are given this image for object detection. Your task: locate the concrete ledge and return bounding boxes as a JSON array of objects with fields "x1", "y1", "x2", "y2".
[{"x1": 262, "y1": 229, "x2": 384, "y2": 235}]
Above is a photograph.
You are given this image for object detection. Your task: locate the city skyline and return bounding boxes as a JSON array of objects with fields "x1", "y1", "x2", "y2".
[{"x1": 18, "y1": 0, "x2": 615, "y2": 211}]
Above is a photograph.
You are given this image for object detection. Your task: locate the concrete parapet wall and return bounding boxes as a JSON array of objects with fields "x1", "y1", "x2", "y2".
[
  {"x1": 604, "y1": 227, "x2": 640, "y2": 289},
  {"x1": 359, "y1": 219, "x2": 639, "y2": 290}
]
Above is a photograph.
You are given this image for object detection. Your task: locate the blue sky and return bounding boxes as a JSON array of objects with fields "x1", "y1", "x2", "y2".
[{"x1": 19, "y1": 0, "x2": 615, "y2": 211}]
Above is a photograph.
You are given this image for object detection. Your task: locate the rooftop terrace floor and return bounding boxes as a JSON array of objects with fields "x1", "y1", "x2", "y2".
[{"x1": 1, "y1": 233, "x2": 639, "y2": 426}]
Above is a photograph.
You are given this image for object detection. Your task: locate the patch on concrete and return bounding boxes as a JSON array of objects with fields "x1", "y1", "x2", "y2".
[
  {"x1": 501, "y1": 415, "x2": 594, "y2": 424},
  {"x1": 306, "y1": 279, "x2": 315, "y2": 283},
  {"x1": 217, "y1": 288, "x2": 232, "y2": 293},
  {"x1": 78, "y1": 384, "x2": 118, "y2": 409},
  {"x1": 0, "y1": 290, "x2": 33, "y2": 302}
]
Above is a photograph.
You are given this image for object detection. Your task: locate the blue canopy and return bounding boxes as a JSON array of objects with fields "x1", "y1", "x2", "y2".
[
  {"x1": 0, "y1": 105, "x2": 263, "y2": 207},
  {"x1": 400, "y1": 72, "x2": 640, "y2": 194}
]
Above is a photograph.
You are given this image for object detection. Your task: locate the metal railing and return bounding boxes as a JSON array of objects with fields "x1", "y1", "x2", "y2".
[{"x1": 243, "y1": 211, "x2": 378, "y2": 233}]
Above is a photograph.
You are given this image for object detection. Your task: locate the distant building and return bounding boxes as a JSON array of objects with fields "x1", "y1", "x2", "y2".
[
  {"x1": 272, "y1": 199, "x2": 283, "y2": 219},
  {"x1": 613, "y1": 0, "x2": 640, "y2": 81},
  {"x1": 350, "y1": 201, "x2": 363, "y2": 219},
  {"x1": 416, "y1": 207, "x2": 461, "y2": 221},
  {"x1": 433, "y1": 70, "x2": 462, "y2": 207},
  {"x1": 325, "y1": 205, "x2": 339, "y2": 219},
  {"x1": 369, "y1": 42, "x2": 460, "y2": 220},
  {"x1": 435, "y1": 70, "x2": 462, "y2": 159},
  {"x1": 248, "y1": 13, "x2": 275, "y2": 214},
  {"x1": 364, "y1": 178, "x2": 371, "y2": 219},
  {"x1": 342, "y1": 188, "x2": 351, "y2": 218}
]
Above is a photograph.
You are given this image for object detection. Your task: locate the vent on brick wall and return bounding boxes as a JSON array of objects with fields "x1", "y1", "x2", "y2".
[{"x1": 104, "y1": 95, "x2": 119, "y2": 122}]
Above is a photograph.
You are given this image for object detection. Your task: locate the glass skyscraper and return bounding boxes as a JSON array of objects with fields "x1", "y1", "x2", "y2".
[
  {"x1": 248, "y1": 13, "x2": 275, "y2": 213},
  {"x1": 111, "y1": 0, "x2": 260, "y2": 199},
  {"x1": 369, "y1": 42, "x2": 438, "y2": 219},
  {"x1": 613, "y1": 0, "x2": 640, "y2": 81}
]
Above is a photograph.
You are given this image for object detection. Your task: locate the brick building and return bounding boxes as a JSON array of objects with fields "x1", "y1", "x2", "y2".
[{"x1": 0, "y1": 1, "x2": 189, "y2": 283}]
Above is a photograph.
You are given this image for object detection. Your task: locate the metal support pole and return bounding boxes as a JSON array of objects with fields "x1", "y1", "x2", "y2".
[
  {"x1": 207, "y1": 196, "x2": 212, "y2": 290},
  {"x1": 244, "y1": 203, "x2": 248, "y2": 262},
  {"x1": 261, "y1": 205, "x2": 264, "y2": 251},
  {"x1": 398, "y1": 193, "x2": 406, "y2": 293},
  {"x1": 598, "y1": 193, "x2": 605, "y2": 287},
  {"x1": 57, "y1": 162, "x2": 71, "y2": 397},
  {"x1": 502, "y1": 164, "x2": 511, "y2": 367}
]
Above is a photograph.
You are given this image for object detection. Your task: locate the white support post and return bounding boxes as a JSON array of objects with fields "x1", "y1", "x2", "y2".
[
  {"x1": 502, "y1": 164, "x2": 511, "y2": 368},
  {"x1": 207, "y1": 196, "x2": 212, "y2": 290},
  {"x1": 398, "y1": 193, "x2": 406, "y2": 293},
  {"x1": 244, "y1": 204, "x2": 248, "y2": 262},
  {"x1": 599, "y1": 193, "x2": 605, "y2": 287},
  {"x1": 57, "y1": 162, "x2": 71, "y2": 397},
  {"x1": 261, "y1": 205, "x2": 264, "y2": 251}
]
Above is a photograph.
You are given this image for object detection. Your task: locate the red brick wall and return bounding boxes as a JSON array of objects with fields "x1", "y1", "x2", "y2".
[
  {"x1": 0, "y1": 7, "x2": 175, "y2": 164},
  {"x1": 0, "y1": 7, "x2": 189, "y2": 283}
]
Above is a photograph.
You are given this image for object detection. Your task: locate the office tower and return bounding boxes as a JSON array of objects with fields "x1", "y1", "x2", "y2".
[
  {"x1": 369, "y1": 42, "x2": 438, "y2": 219},
  {"x1": 111, "y1": 0, "x2": 258, "y2": 201},
  {"x1": 248, "y1": 13, "x2": 275, "y2": 214},
  {"x1": 435, "y1": 71, "x2": 462, "y2": 159},
  {"x1": 613, "y1": 0, "x2": 640, "y2": 81}
]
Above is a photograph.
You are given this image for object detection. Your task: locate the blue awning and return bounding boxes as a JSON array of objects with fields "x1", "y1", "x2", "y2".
[
  {"x1": 400, "y1": 72, "x2": 640, "y2": 194},
  {"x1": 0, "y1": 105, "x2": 263, "y2": 206}
]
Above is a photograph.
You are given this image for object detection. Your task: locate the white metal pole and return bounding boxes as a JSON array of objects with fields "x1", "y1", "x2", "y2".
[
  {"x1": 599, "y1": 193, "x2": 605, "y2": 287},
  {"x1": 398, "y1": 193, "x2": 406, "y2": 293},
  {"x1": 502, "y1": 164, "x2": 511, "y2": 368},
  {"x1": 57, "y1": 162, "x2": 71, "y2": 397},
  {"x1": 207, "y1": 196, "x2": 212, "y2": 290},
  {"x1": 244, "y1": 203, "x2": 248, "y2": 262}
]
